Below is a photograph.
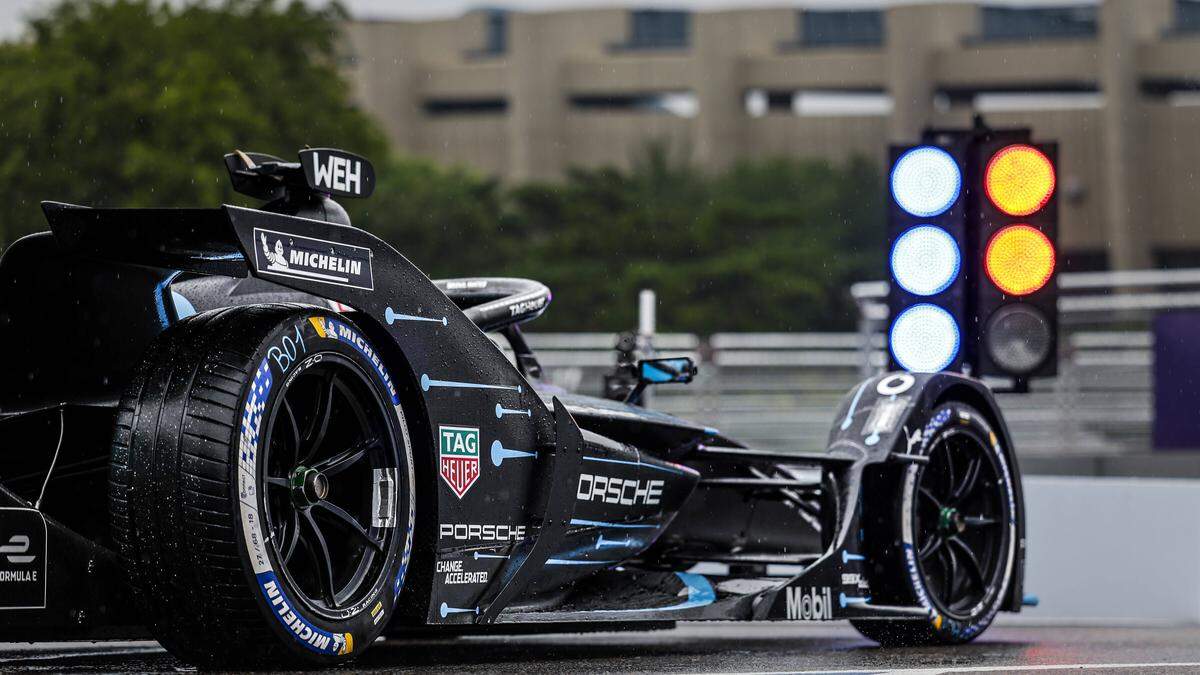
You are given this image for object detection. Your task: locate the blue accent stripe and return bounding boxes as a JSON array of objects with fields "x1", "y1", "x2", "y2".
[
  {"x1": 839, "y1": 592, "x2": 871, "y2": 608},
  {"x1": 385, "y1": 306, "x2": 447, "y2": 326},
  {"x1": 545, "y1": 558, "x2": 618, "y2": 566},
  {"x1": 570, "y1": 518, "x2": 659, "y2": 530},
  {"x1": 490, "y1": 440, "x2": 538, "y2": 467},
  {"x1": 170, "y1": 290, "x2": 197, "y2": 320},
  {"x1": 595, "y1": 534, "x2": 641, "y2": 549},
  {"x1": 581, "y1": 455, "x2": 685, "y2": 475},
  {"x1": 421, "y1": 373, "x2": 522, "y2": 394},
  {"x1": 606, "y1": 572, "x2": 716, "y2": 613},
  {"x1": 439, "y1": 602, "x2": 479, "y2": 617},
  {"x1": 670, "y1": 572, "x2": 717, "y2": 610},
  {"x1": 841, "y1": 380, "x2": 869, "y2": 431},
  {"x1": 496, "y1": 404, "x2": 532, "y2": 419}
]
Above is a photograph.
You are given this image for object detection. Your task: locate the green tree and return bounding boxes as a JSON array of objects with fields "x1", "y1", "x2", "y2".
[
  {"x1": 502, "y1": 148, "x2": 884, "y2": 332},
  {"x1": 0, "y1": 0, "x2": 885, "y2": 333},
  {"x1": 0, "y1": 0, "x2": 386, "y2": 246},
  {"x1": 359, "y1": 148, "x2": 883, "y2": 332},
  {"x1": 350, "y1": 158, "x2": 512, "y2": 278}
]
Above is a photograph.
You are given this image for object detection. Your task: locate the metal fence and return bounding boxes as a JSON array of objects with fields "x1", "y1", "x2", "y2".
[{"x1": 520, "y1": 269, "x2": 1200, "y2": 460}]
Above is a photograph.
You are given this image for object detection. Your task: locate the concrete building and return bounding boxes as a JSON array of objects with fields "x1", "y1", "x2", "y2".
[{"x1": 342, "y1": 0, "x2": 1200, "y2": 270}]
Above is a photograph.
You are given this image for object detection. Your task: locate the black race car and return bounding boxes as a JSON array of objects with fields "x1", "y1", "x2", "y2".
[{"x1": 0, "y1": 149, "x2": 1028, "y2": 668}]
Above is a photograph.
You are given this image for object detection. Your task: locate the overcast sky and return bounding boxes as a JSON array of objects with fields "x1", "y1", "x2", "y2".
[{"x1": 0, "y1": 0, "x2": 1096, "y2": 39}]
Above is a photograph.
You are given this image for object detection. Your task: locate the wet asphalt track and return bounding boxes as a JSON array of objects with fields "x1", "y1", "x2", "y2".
[{"x1": 4, "y1": 623, "x2": 1200, "y2": 673}]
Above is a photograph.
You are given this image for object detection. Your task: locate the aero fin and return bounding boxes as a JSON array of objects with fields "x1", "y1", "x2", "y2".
[{"x1": 476, "y1": 398, "x2": 584, "y2": 623}]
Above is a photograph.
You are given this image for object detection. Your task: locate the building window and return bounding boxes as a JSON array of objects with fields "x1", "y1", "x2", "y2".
[
  {"x1": 466, "y1": 9, "x2": 507, "y2": 58},
  {"x1": 621, "y1": 10, "x2": 691, "y2": 50},
  {"x1": 1165, "y1": 90, "x2": 1200, "y2": 106},
  {"x1": 423, "y1": 98, "x2": 509, "y2": 116},
  {"x1": 799, "y1": 10, "x2": 885, "y2": 48},
  {"x1": 980, "y1": 6, "x2": 1098, "y2": 42},
  {"x1": 485, "y1": 10, "x2": 507, "y2": 55},
  {"x1": 1061, "y1": 249, "x2": 1109, "y2": 273},
  {"x1": 570, "y1": 91, "x2": 697, "y2": 117},
  {"x1": 972, "y1": 90, "x2": 1104, "y2": 112},
  {"x1": 1156, "y1": 248, "x2": 1200, "y2": 269},
  {"x1": 1177, "y1": 0, "x2": 1200, "y2": 33},
  {"x1": 936, "y1": 86, "x2": 1102, "y2": 112},
  {"x1": 744, "y1": 89, "x2": 892, "y2": 117}
]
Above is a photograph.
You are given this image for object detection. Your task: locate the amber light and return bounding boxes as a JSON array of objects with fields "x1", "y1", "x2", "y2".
[
  {"x1": 985, "y1": 144, "x2": 1056, "y2": 217},
  {"x1": 985, "y1": 225, "x2": 1056, "y2": 296}
]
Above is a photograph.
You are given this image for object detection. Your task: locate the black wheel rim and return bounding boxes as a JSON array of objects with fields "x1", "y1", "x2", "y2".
[
  {"x1": 261, "y1": 353, "x2": 399, "y2": 618},
  {"x1": 913, "y1": 426, "x2": 1009, "y2": 621}
]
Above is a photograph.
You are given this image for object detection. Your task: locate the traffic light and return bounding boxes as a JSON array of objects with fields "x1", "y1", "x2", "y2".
[
  {"x1": 972, "y1": 135, "x2": 1059, "y2": 381},
  {"x1": 885, "y1": 124, "x2": 1059, "y2": 385},
  {"x1": 886, "y1": 141, "x2": 970, "y2": 373}
]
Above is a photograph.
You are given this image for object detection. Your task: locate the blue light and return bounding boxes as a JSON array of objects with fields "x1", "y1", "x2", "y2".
[
  {"x1": 890, "y1": 304, "x2": 960, "y2": 373},
  {"x1": 890, "y1": 225, "x2": 961, "y2": 296},
  {"x1": 891, "y1": 146, "x2": 962, "y2": 218}
]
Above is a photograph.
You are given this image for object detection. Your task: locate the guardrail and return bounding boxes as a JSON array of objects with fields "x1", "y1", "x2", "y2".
[
  {"x1": 526, "y1": 329, "x2": 1152, "y2": 455},
  {"x1": 522, "y1": 269, "x2": 1200, "y2": 459}
]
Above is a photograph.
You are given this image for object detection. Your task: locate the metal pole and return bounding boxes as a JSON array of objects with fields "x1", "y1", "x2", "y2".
[
  {"x1": 638, "y1": 289, "x2": 656, "y2": 357},
  {"x1": 638, "y1": 289, "x2": 656, "y2": 407},
  {"x1": 857, "y1": 304, "x2": 874, "y2": 378},
  {"x1": 851, "y1": 281, "x2": 888, "y2": 377}
]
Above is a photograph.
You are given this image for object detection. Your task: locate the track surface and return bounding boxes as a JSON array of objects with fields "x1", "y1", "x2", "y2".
[{"x1": 4, "y1": 623, "x2": 1200, "y2": 673}]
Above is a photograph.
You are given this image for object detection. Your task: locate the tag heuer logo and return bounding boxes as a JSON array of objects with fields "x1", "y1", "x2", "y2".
[
  {"x1": 252, "y1": 227, "x2": 374, "y2": 291},
  {"x1": 439, "y1": 426, "x2": 481, "y2": 499}
]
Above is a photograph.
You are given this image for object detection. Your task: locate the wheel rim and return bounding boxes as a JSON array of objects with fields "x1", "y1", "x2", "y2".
[
  {"x1": 913, "y1": 426, "x2": 1009, "y2": 621},
  {"x1": 261, "y1": 353, "x2": 401, "y2": 618}
]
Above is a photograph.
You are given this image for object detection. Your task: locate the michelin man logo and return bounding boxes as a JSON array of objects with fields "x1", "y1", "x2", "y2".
[{"x1": 261, "y1": 233, "x2": 289, "y2": 270}]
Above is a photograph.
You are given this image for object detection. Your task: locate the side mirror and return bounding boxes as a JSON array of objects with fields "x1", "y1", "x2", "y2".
[{"x1": 638, "y1": 357, "x2": 697, "y2": 385}]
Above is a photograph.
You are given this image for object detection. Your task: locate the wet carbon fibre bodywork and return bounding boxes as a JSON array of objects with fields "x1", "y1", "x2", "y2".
[{"x1": 0, "y1": 172, "x2": 1025, "y2": 654}]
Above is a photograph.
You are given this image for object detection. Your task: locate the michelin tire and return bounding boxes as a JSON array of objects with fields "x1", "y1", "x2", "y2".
[{"x1": 109, "y1": 305, "x2": 415, "y2": 668}]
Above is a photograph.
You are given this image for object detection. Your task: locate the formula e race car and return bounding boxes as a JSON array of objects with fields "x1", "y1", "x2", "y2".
[{"x1": 0, "y1": 148, "x2": 1028, "y2": 668}]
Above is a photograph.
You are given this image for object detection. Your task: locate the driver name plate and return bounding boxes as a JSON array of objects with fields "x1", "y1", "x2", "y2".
[{"x1": 862, "y1": 397, "x2": 910, "y2": 438}]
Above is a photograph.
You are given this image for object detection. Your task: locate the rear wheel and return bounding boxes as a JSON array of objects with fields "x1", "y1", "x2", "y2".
[
  {"x1": 109, "y1": 305, "x2": 416, "y2": 668},
  {"x1": 851, "y1": 402, "x2": 1016, "y2": 646}
]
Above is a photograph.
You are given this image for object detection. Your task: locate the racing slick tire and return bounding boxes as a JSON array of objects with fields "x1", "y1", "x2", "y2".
[
  {"x1": 109, "y1": 304, "x2": 416, "y2": 668},
  {"x1": 851, "y1": 402, "x2": 1017, "y2": 647}
]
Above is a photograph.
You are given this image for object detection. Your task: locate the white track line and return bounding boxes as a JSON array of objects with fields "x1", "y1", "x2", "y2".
[
  {"x1": 0, "y1": 645, "x2": 165, "y2": 664},
  {"x1": 691, "y1": 663, "x2": 1200, "y2": 675}
]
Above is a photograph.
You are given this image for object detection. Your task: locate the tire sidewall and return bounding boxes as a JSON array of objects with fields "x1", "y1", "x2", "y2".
[
  {"x1": 899, "y1": 403, "x2": 1017, "y2": 642},
  {"x1": 235, "y1": 311, "x2": 416, "y2": 662}
]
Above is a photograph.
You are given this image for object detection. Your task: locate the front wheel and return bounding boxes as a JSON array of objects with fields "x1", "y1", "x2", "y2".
[
  {"x1": 852, "y1": 402, "x2": 1017, "y2": 646},
  {"x1": 109, "y1": 305, "x2": 416, "y2": 668}
]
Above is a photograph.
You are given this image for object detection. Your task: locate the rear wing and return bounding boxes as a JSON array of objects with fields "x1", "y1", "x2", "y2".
[
  {"x1": 41, "y1": 201, "x2": 247, "y2": 277},
  {"x1": 40, "y1": 147, "x2": 379, "y2": 275},
  {"x1": 8, "y1": 202, "x2": 376, "y2": 413},
  {"x1": 0, "y1": 203, "x2": 257, "y2": 412}
]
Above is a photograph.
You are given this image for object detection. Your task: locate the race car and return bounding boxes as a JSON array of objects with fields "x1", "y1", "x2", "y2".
[{"x1": 0, "y1": 148, "x2": 1028, "y2": 668}]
